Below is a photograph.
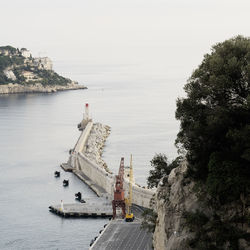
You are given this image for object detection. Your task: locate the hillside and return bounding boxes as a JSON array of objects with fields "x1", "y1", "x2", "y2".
[
  {"x1": 0, "y1": 46, "x2": 86, "y2": 94},
  {"x1": 150, "y1": 36, "x2": 250, "y2": 249}
]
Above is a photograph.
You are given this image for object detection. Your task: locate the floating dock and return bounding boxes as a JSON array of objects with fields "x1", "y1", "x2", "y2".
[{"x1": 49, "y1": 201, "x2": 112, "y2": 218}]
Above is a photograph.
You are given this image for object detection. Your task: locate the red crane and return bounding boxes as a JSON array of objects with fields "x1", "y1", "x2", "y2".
[{"x1": 112, "y1": 157, "x2": 126, "y2": 219}]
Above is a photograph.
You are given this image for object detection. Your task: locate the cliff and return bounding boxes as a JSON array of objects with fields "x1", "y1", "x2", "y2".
[
  {"x1": 153, "y1": 163, "x2": 250, "y2": 250},
  {"x1": 153, "y1": 36, "x2": 250, "y2": 249},
  {"x1": 0, "y1": 46, "x2": 86, "y2": 94},
  {"x1": 153, "y1": 162, "x2": 196, "y2": 250}
]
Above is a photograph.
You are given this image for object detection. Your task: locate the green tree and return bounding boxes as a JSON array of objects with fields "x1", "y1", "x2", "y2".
[
  {"x1": 147, "y1": 154, "x2": 182, "y2": 188},
  {"x1": 175, "y1": 35, "x2": 250, "y2": 204}
]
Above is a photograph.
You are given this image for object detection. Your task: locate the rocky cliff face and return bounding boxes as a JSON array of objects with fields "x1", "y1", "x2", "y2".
[
  {"x1": 153, "y1": 163, "x2": 250, "y2": 250},
  {"x1": 153, "y1": 162, "x2": 198, "y2": 250}
]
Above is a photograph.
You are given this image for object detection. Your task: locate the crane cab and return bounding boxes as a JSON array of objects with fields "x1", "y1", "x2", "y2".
[{"x1": 125, "y1": 212, "x2": 134, "y2": 222}]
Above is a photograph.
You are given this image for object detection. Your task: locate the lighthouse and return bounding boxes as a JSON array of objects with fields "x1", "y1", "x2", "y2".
[
  {"x1": 77, "y1": 103, "x2": 92, "y2": 131},
  {"x1": 85, "y1": 103, "x2": 89, "y2": 121}
]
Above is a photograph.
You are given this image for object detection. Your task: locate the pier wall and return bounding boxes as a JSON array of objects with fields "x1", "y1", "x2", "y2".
[
  {"x1": 124, "y1": 180, "x2": 154, "y2": 208},
  {"x1": 77, "y1": 152, "x2": 115, "y2": 196},
  {"x1": 69, "y1": 121, "x2": 154, "y2": 208}
]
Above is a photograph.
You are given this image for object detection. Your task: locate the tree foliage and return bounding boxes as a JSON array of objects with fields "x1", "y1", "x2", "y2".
[
  {"x1": 147, "y1": 154, "x2": 182, "y2": 188},
  {"x1": 183, "y1": 210, "x2": 244, "y2": 250},
  {"x1": 175, "y1": 35, "x2": 250, "y2": 204}
]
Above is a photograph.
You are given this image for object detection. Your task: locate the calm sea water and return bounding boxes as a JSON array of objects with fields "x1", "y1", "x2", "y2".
[{"x1": 0, "y1": 63, "x2": 185, "y2": 249}]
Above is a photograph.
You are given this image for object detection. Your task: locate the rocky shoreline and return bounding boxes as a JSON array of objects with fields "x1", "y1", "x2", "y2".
[
  {"x1": 0, "y1": 82, "x2": 87, "y2": 95},
  {"x1": 83, "y1": 123, "x2": 111, "y2": 173}
]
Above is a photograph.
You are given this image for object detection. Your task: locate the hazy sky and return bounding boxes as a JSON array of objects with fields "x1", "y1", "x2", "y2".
[{"x1": 1, "y1": 0, "x2": 249, "y2": 81}]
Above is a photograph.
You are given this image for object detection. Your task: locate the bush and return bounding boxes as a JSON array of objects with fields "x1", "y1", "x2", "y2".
[{"x1": 147, "y1": 154, "x2": 182, "y2": 188}]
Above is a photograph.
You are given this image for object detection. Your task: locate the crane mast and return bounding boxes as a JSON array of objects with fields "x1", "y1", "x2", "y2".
[
  {"x1": 125, "y1": 154, "x2": 134, "y2": 222},
  {"x1": 128, "y1": 155, "x2": 133, "y2": 214},
  {"x1": 112, "y1": 157, "x2": 126, "y2": 219}
]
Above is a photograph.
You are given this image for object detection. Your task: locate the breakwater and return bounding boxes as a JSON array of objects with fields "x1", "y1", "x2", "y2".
[{"x1": 66, "y1": 117, "x2": 155, "y2": 208}]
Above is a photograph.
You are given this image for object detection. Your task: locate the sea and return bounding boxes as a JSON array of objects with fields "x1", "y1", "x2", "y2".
[{"x1": 0, "y1": 61, "x2": 185, "y2": 249}]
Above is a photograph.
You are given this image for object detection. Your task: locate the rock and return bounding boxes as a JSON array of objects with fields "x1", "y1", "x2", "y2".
[
  {"x1": 153, "y1": 162, "x2": 199, "y2": 250},
  {"x1": 4, "y1": 68, "x2": 16, "y2": 81},
  {"x1": 83, "y1": 123, "x2": 110, "y2": 170},
  {"x1": 0, "y1": 82, "x2": 86, "y2": 94},
  {"x1": 153, "y1": 161, "x2": 250, "y2": 249}
]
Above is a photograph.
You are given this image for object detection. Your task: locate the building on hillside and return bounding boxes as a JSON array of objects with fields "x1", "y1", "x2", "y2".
[
  {"x1": 33, "y1": 57, "x2": 53, "y2": 70},
  {"x1": 20, "y1": 48, "x2": 32, "y2": 58}
]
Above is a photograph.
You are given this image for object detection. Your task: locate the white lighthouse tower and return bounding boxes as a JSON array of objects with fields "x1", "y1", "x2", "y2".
[
  {"x1": 78, "y1": 103, "x2": 92, "y2": 131},
  {"x1": 85, "y1": 103, "x2": 89, "y2": 121}
]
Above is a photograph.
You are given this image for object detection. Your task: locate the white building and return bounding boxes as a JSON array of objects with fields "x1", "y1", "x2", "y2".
[
  {"x1": 33, "y1": 57, "x2": 53, "y2": 70},
  {"x1": 20, "y1": 48, "x2": 32, "y2": 58}
]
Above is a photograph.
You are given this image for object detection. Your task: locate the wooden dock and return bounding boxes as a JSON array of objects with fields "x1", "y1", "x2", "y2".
[{"x1": 49, "y1": 201, "x2": 113, "y2": 218}]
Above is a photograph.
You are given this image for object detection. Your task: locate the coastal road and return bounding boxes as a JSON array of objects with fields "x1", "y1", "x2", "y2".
[{"x1": 90, "y1": 219, "x2": 153, "y2": 250}]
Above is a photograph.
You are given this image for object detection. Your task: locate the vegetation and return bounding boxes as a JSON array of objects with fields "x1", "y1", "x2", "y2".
[
  {"x1": 0, "y1": 46, "x2": 71, "y2": 86},
  {"x1": 145, "y1": 36, "x2": 250, "y2": 249},
  {"x1": 175, "y1": 35, "x2": 250, "y2": 248},
  {"x1": 183, "y1": 210, "x2": 245, "y2": 250},
  {"x1": 0, "y1": 45, "x2": 17, "y2": 54},
  {"x1": 147, "y1": 154, "x2": 182, "y2": 188},
  {"x1": 0, "y1": 55, "x2": 24, "y2": 84},
  {"x1": 176, "y1": 35, "x2": 250, "y2": 204},
  {"x1": 144, "y1": 154, "x2": 182, "y2": 234},
  {"x1": 36, "y1": 70, "x2": 70, "y2": 86}
]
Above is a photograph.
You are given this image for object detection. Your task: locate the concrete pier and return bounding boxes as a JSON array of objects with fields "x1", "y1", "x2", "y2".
[
  {"x1": 67, "y1": 118, "x2": 155, "y2": 208},
  {"x1": 56, "y1": 107, "x2": 155, "y2": 249},
  {"x1": 49, "y1": 201, "x2": 112, "y2": 218}
]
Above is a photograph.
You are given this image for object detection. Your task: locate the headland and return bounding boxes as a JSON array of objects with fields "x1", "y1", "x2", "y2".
[{"x1": 0, "y1": 46, "x2": 86, "y2": 94}]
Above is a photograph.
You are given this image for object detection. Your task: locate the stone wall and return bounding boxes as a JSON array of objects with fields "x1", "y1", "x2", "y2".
[
  {"x1": 124, "y1": 180, "x2": 154, "y2": 208},
  {"x1": 69, "y1": 120, "x2": 155, "y2": 208},
  {"x1": 77, "y1": 153, "x2": 115, "y2": 196}
]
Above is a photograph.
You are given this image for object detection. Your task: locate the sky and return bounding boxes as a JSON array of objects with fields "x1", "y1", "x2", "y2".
[{"x1": 1, "y1": 0, "x2": 250, "y2": 82}]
